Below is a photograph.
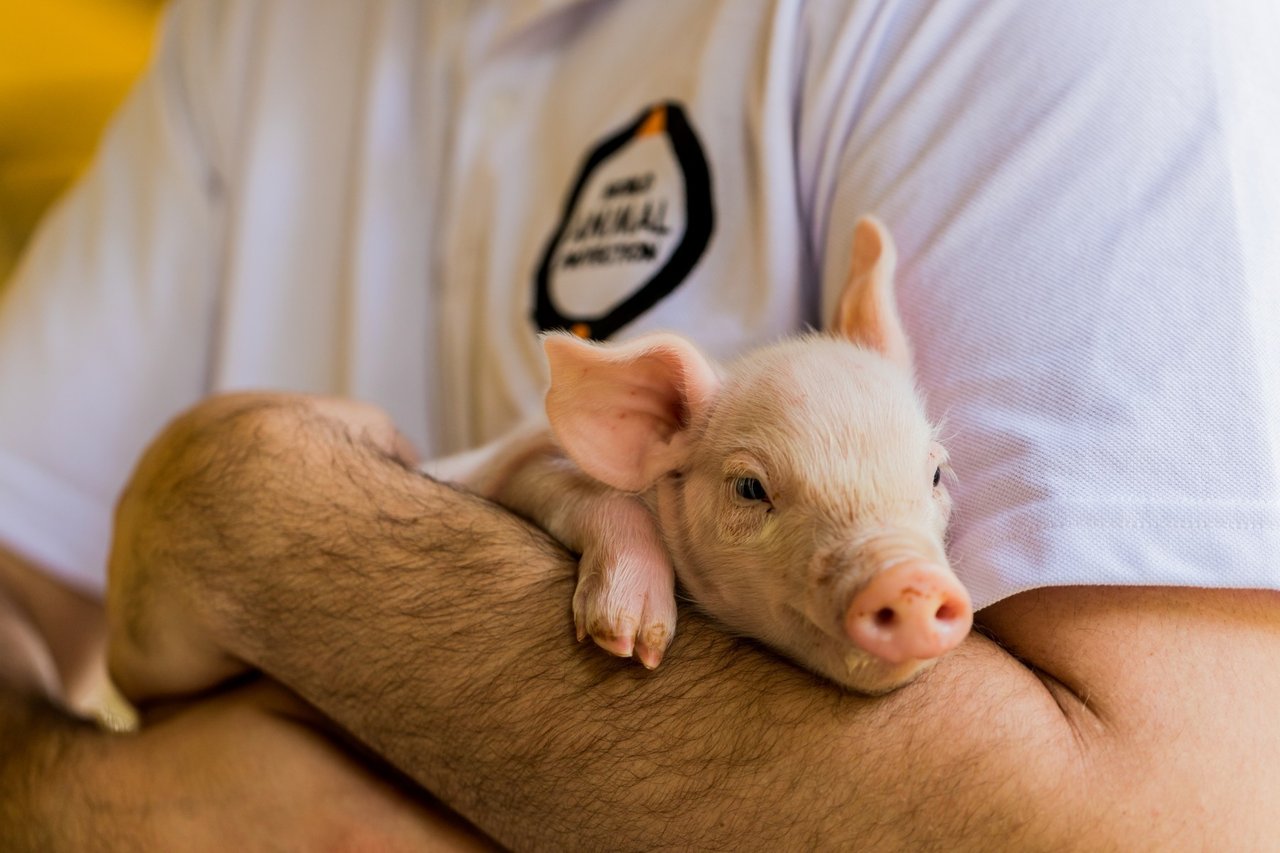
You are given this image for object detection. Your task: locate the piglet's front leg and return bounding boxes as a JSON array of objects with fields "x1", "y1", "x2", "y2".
[
  {"x1": 565, "y1": 489, "x2": 675, "y2": 668},
  {"x1": 429, "y1": 427, "x2": 677, "y2": 669}
]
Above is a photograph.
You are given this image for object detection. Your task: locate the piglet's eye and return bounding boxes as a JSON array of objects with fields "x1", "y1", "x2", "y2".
[
  {"x1": 735, "y1": 477, "x2": 770, "y2": 503},
  {"x1": 933, "y1": 467, "x2": 941, "y2": 488}
]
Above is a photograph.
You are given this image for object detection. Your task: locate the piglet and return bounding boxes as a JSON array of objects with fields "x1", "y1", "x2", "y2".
[{"x1": 431, "y1": 216, "x2": 972, "y2": 694}]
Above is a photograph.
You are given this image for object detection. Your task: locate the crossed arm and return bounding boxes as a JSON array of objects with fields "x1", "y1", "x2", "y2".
[
  {"x1": 95, "y1": 393, "x2": 1280, "y2": 851},
  {"x1": 0, "y1": 393, "x2": 1272, "y2": 849}
]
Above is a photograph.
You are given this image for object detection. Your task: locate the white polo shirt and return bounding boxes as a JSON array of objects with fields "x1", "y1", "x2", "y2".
[{"x1": 1, "y1": 0, "x2": 1278, "y2": 609}]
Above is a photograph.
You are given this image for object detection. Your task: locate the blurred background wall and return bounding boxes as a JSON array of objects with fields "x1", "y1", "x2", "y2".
[{"x1": 0, "y1": 0, "x2": 164, "y2": 282}]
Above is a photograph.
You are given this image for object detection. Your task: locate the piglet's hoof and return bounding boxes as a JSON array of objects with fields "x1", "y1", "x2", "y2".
[{"x1": 573, "y1": 540, "x2": 676, "y2": 670}]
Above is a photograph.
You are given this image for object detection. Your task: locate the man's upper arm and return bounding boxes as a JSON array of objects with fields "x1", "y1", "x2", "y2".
[
  {"x1": 705, "y1": 585, "x2": 1280, "y2": 850},
  {"x1": 977, "y1": 586, "x2": 1280, "y2": 846},
  {"x1": 808, "y1": 584, "x2": 1280, "y2": 848}
]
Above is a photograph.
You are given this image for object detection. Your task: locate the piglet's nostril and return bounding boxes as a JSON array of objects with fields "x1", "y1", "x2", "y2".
[{"x1": 874, "y1": 607, "x2": 896, "y2": 628}]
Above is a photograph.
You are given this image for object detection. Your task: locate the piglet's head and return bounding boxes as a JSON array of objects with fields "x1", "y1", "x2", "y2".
[{"x1": 544, "y1": 216, "x2": 972, "y2": 694}]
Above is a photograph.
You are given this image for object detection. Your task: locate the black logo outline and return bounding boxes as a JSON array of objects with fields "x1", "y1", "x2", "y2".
[{"x1": 533, "y1": 101, "x2": 714, "y2": 340}]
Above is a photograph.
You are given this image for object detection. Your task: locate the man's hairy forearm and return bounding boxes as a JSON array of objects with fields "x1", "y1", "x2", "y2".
[
  {"x1": 0, "y1": 618, "x2": 173, "y2": 852},
  {"x1": 0, "y1": 688, "x2": 103, "y2": 851},
  {"x1": 110, "y1": 398, "x2": 1091, "y2": 850},
  {"x1": 111, "y1": 397, "x2": 1280, "y2": 849}
]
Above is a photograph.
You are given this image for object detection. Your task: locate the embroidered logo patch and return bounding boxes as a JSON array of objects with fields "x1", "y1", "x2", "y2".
[{"x1": 533, "y1": 102, "x2": 714, "y2": 340}]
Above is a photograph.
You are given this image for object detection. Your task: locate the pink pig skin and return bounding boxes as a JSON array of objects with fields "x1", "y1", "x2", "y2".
[{"x1": 437, "y1": 216, "x2": 972, "y2": 694}]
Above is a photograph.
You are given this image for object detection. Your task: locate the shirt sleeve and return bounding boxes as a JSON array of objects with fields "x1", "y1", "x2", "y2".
[
  {"x1": 0, "y1": 0, "x2": 234, "y2": 595},
  {"x1": 797, "y1": 0, "x2": 1280, "y2": 608}
]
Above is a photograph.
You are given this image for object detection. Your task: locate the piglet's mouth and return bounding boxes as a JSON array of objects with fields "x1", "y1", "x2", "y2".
[
  {"x1": 780, "y1": 605, "x2": 937, "y2": 695},
  {"x1": 841, "y1": 649, "x2": 938, "y2": 695}
]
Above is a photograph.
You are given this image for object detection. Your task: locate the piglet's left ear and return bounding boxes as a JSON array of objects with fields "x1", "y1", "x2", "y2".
[{"x1": 833, "y1": 215, "x2": 913, "y2": 373}]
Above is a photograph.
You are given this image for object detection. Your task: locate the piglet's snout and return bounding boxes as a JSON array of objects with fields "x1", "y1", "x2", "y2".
[{"x1": 844, "y1": 561, "x2": 972, "y2": 665}]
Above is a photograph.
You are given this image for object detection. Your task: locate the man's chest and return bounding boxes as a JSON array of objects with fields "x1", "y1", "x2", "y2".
[{"x1": 219, "y1": 0, "x2": 818, "y2": 452}]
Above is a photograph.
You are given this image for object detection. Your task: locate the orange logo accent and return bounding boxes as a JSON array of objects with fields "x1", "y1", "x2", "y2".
[{"x1": 636, "y1": 106, "x2": 667, "y2": 138}]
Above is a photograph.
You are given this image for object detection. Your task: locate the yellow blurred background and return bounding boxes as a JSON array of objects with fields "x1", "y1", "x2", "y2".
[{"x1": 0, "y1": 0, "x2": 164, "y2": 282}]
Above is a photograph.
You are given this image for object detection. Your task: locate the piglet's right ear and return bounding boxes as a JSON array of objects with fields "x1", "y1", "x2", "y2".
[
  {"x1": 544, "y1": 332, "x2": 719, "y2": 493},
  {"x1": 834, "y1": 215, "x2": 913, "y2": 373}
]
